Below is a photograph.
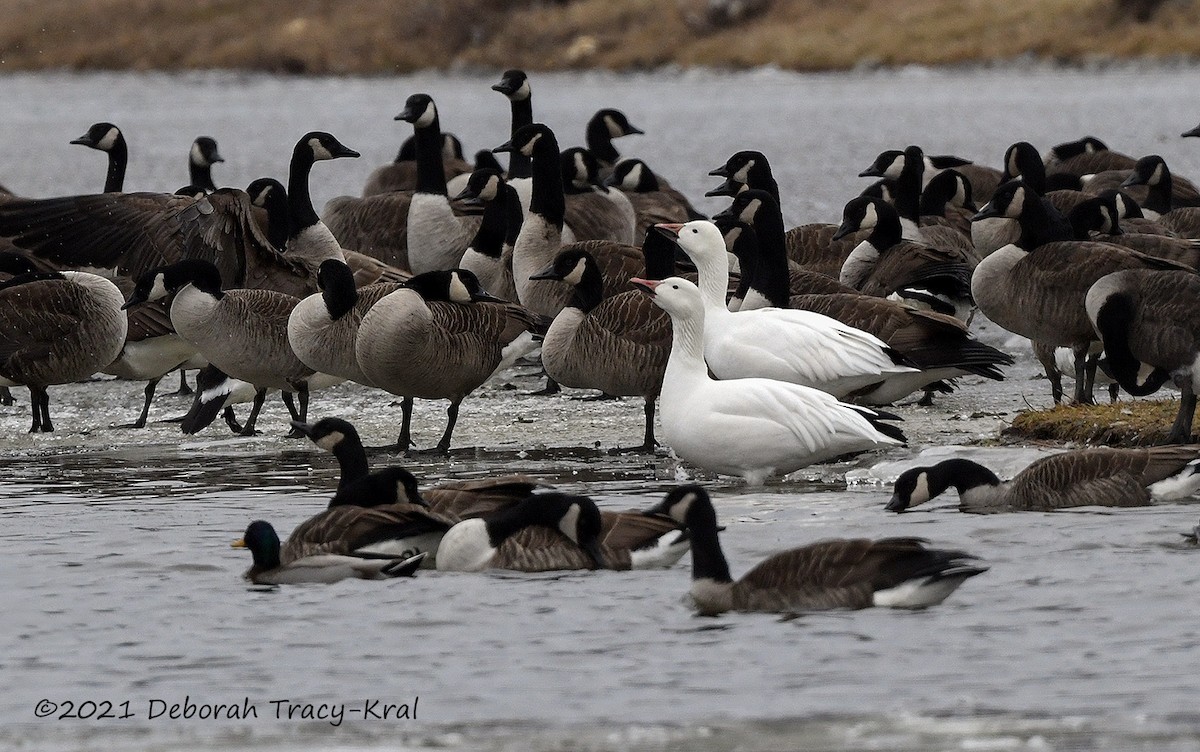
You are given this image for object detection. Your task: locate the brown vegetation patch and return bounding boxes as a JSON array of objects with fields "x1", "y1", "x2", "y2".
[{"x1": 1004, "y1": 399, "x2": 1192, "y2": 446}]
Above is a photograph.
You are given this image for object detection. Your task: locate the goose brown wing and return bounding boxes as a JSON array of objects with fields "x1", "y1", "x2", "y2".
[
  {"x1": 424, "y1": 476, "x2": 546, "y2": 521},
  {"x1": 323, "y1": 193, "x2": 412, "y2": 271},
  {"x1": 124, "y1": 300, "x2": 175, "y2": 342},
  {"x1": 282, "y1": 503, "x2": 453, "y2": 563},
  {"x1": 585, "y1": 291, "x2": 671, "y2": 345},
  {"x1": 599, "y1": 511, "x2": 681, "y2": 552},
  {"x1": 0, "y1": 276, "x2": 86, "y2": 370}
]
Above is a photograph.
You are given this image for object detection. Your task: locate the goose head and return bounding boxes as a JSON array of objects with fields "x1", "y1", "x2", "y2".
[
  {"x1": 1121, "y1": 155, "x2": 1169, "y2": 189},
  {"x1": 1101, "y1": 189, "x2": 1145, "y2": 219},
  {"x1": 712, "y1": 188, "x2": 776, "y2": 227},
  {"x1": 315, "y1": 259, "x2": 358, "y2": 318},
  {"x1": 1002, "y1": 141, "x2": 1041, "y2": 181},
  {"x1": 524, "y1": 493, "x2": 608, "y2": 569},
  {"x1": 190, "y1": 136, "x2": 224, "y2": 167},
  {"x1": 887, "y1": 467, "x2": 938, "y2": 512},
  {"x1": 70, "y1": 122, "x2": 123, "y2": 152},
  {"x1": 296, "y1": 131, "x2": 360, "y2": 163},
  {"x1": 493, "y1": 123, "x2": 557, "y2": 159},
  {"x1": 859, "y1": 148, "x2": 905, "y2": 179},
  {"x1": 591, "y1": 108, "x2": 643, "y2": 139},
  {"x1": 921, "y1": 169, "x2": 976, "y2": 214},
  {"x1": 560, "y1": 147, "x2": 604, "y2": 193},
  {"x1": 642, "y1": 485, "x2": 713, "y2": 528},
  {"x1": 605, "y1": 158, "x2": 658, "y2": 192},
  {"x1": 706, "y1": 150, "x2": 769, "y2": 197},
  {"x1": 492, "y1": 69, "x2": 531, "y2": 101},
  {"x1": 396, "y1": 93, "x2": 439, "y2": 129},
  {"x1": 1046, "y1": 135, "x2": 1108, "y2": 164},
  {"x1": 1183, "y1": 123, "x2": 1200, "y2": 139},
  {"x1": 124, "y1": 259, "x2": 223, "y2": 308},
  {"x1": 971, "y1": 178, "x2": 1030, "y2": 222},
  {"x1": 291, "y1": 415, "x2": 361, "y2": 453},
  {"x1": 653, "y1": 219, "x2": 727, "y2": 269},
  {"x1": 630, "y1": 275, "x2": 705, "y2": 321},
  {"x1": 404, "y1": 268, "x2": 503, "y2": 304},
  {"x1": 859, "y1": 178, "x2": 897, "y2": 203},
  {"x1": 1068, "y1": 196, "x2": 1121, "y2": 239},
  {"x1": 232, "y1": 520, "x2": 282, "y2": 570},
  {"x1": 247, "y1": 177, "x2": 285, "y2": 208},
  {"x1": 529, "y1": 247, "x2": 597, "y2": 287},
  {"x1": 833, "y1": 195, "x2": 890, "y2": 240},
  {"x1": 452, "y1": 168, "x2": 505, "y2": 205}
]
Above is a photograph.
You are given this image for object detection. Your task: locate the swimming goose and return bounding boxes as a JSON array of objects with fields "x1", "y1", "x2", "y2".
[
  {"x1": 280, "y1": 498, "x2": 454, "y2": 567},
  {"x1": 355, "y1": 269, "x2": 541, "y2": 452},
  {"x1": 887, "y1": 446, "x2": 1200, "y2": 513},
  {"x1": 70, "y1": 122, "x2": 127, "y2": 193},
  {"x1": 1087, "y1": 268, "x2": 1200, "y2": 443},
  {"x1": 972, "y1": 178, "x2": 1189, "y2": 404},
  {"x1": 398, "y1": 93, "x2": 483, "y2": 274},
  {"x1": 658, "y1": 219, "x2": 916, "y2": 399},
  {"x1": 286, "y1": 258, "x2": 402, "y2": 385},
  {"x1": 606, "y1": 157, "x2": 703, "y2": 240},
  {"x1": 529, "y1": 247, "x2": 672, "y2": 451},
  {"x1": 493, "y1": 123, "x2": 644, "y2": 318},
  {"x1": 290, "y1": 416, "x2": 545, "y2": 519},
  {"x1": 452, "y1": 168, "x2": 522, "y2": 302},
  {"x1": 188, "y1": 136, "x2": 223, "y2": 193},
  {"x1": 0, "y1": 271, "x2": 127, "y2": 432},
  {"x1": 232, "y1": 520, "x2": 425, "y2": 585},
  {"x1": 559, "y1": 146, "x2": 636, "y2": 244},
  {"x1": 436, "y1": 492, "x2": 609, "y2": 572},
  {"x1": 584, "y1": 108, "x2": 643, "y2": 180},
  {"x1": 125, "y1": 259, "x2": 327, "y2": 434},
  {"x1": 631, "y1": 275, "x2": 905, "y2": 485},
  {"x1": 1118, "y1": 155, "x2": 1200, "y2": 237},
  {"x1": 834, "y1": 195, "x2": 975, "y2": 320},
  {"x1": 645, "y1": 485, "x2": 984, "y2": 614}
]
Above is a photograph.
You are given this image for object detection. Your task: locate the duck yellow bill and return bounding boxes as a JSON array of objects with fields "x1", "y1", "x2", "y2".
[{"x1": 231, "y1": 539, "x2": 247, "y2": 549}]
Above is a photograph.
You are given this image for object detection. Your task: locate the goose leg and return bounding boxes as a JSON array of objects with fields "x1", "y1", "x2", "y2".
[
  {"x1": 1071, "y1": 346, "x2": 1094, "y2": 405},
  {"x1": 397, "y1": 396, "x2": 415, "y2": 450},
  {"x1": 1082, "y1": 351, "x2": 1101, "y2": 405},
  {"x1": 638, "y1": 397, "x2": 658, "y2": 453},
  {"x1": 175, "y1": 369, "x2": 193, "y2": 396},
  {"x1": 1031, "y1": 340, "x2": 1063, "y2": 404},
  {"x1": 435, "y1": 399, "x2": 461, "y2": 455},
  {"x1": 27, "y1": 386, "x2": 42, "y2": 433},
  {"x1": 239, "y1": 388, "x2": 267, "y2": 436},
  {"x1": 30, "y1": 386, "x2": 52, "y2": 432},
  {"x1": 529, "y1": 374, "x2": 561, "y2": 396},
  {"x1": 122, "y1": 377, "x2": 161, "y2": 429},
  {"x1": 0, "y1": 386, "x2": 12, "y2": 406},
  {"x1": 281, "y1": 391, "x2": 301, "y2": 421},
  {"x1": 221, "y1": 407, "x2": 244, "y2": 434},
  {"x1": 1167, "y1": 382, "x2": 1197, "y2": 444},
  {"x1": 283, "y1": 383, "x2": 310, "y2": 439}
]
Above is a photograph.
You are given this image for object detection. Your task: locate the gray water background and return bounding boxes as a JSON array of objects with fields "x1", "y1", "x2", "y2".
[{"x1": 1, "y1": 65, "x2": 1200, "y2": 750}]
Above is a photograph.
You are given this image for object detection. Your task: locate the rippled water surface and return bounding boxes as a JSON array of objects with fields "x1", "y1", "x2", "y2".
[{"x1": 3, "y1": 66, "x2": 1200, "y2": 750}]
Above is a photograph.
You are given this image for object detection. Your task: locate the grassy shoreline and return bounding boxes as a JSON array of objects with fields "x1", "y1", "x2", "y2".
[{"x1": 3, "y1": 1, "x2": 1200, "y2": 76}]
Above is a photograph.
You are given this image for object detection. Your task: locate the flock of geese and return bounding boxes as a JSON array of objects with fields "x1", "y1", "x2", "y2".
[{"x1": 4, "y1": 69, "x2": 1200, "y2": 615}]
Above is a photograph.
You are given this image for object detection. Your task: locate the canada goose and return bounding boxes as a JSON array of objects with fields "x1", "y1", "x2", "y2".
[
  {"x1": 559, "y1": 146, "x2": 636, "y2": 244},
  {"x1": 493, "y1": 123, "x2": 644, "y2": 318},
  {"x1": 281, "y1": 499, "x2": 453, "y2": 567},
  {"x1": 888, "y1": 446, "x2": 1200, "y2": 513},
  {"x1": 529, "y1": 247, "x2": 671, "y2": 451},
  {"x1": 397, "y1": 93, "x2": 483, "y2": 274},
  {"x1": 232, "y1": 520, "x2": 425, "y2": 585},
  {"x1": 631, "y1": 274, "x2": 905, "y2": 485},
  {"x1": 719, "y1": 220, "x2": 857, "y2": 312},
  {"x1": 606, "y1": 157, "x2": 703, "y2": 240},
  {"x1": 646, "y1": 485, "x2": 985, "y2": 614},
  {"x1": 658, "y1": 219, "x2": 916, "y2": 399},
  {"x1": 923, "y1": 153, "x2": 1003, "y2": 205},
  {"x1": 706, "y1": 149, "x2": 868, "y2": 276},
  {"x1": 452, "y1": 168, "x2": 522, "y2": 302},
  {"x1": 972, "y1": 178, "x2": 1189, "y2": 404},
  {"x1": 1118, "y1": 155, "x2": 1200, "y2": 237},
  {"x1": 919, "y1": 169, "x2": 977, "y2": 236},
  {"x1": 491, "y1": 68, "x2": 533, "y2": 179},
  {"x1": 124, "y1": 259, "x2": 328, "y2": 435},
  {"x1": 188, "y1": 136, "x2": 223, "y2": 193},
  {"x1": 584, "y1": 108, "x2": 643, "y2": 180},
  {"x1": 361, "y1": 131, "x2": 471, "y2": 197},
  {"x1": 355, "y1": 269, "x2": 540, "y2": 452},
  {"x1": 287, "y1": 258, "x2": 402, "y2": 385},
  {"x1": 1087, "y1": 268, "x2": 1200, "y2": 443},
  {"x1": 833, "y1": 196, "x2": 975, "y2": 321},
  {"x1": 0, "y1": 271, "x2": 127, "y2": 432},
  {"x1": 70, "y1": 122, "x2": 127, "y2": 193},
  {"x1": 1044, "y1": 136, "x2": 1137, "y2": 176},
  {"x1": 436, "y1": 492, "x2": 609, "y2": 572},
  {"x1": 180, "y1": 364, "x2": 260, "y2": 434},
  {"x1": 290, "y1": 416, "x2": 545, "y2": 519},
  {"x1": 1068, "y1": 194, "x2": 1200, "y2": 268}
]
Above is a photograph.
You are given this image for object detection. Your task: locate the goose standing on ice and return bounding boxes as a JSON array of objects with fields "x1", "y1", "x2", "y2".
[{"x1": 631, "y1": 274, "x2": 904, "y2": 485}]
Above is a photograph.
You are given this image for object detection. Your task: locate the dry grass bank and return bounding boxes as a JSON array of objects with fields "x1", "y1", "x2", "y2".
[
  {"x1": 2, "y1": 0, "x2": 1200, "y2": 74},
  {"x1": 1004, "y1": 400, "x2": 1194, "y2": 446}
]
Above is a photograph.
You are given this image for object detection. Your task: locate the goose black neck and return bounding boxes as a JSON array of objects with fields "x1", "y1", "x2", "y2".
[
  {"x1": 566, "y1": 259, "x2": 604, "y2": 313},
  {"x1": 190, "y1": 162, "x2": 217, "y2": 193},
  {"x1": 321, "y1": 265, "x2": 359, "y2": 321},
  {"x1": 331, "y1": 431, "x2": 371, "y2": 488},
  {"x1": 892, "y1": 149, "x2": 924, "y2": 222},
  {"x1": 735, "y1": 223, "x2": 790, "y2": 308},
  {"x1": 529, "y1": 133, "x2": 566, "y2": 229},
  {"x1": 507, "y1": 99, "x2": 533, "y2": 179},
  {"x1": 414, "y1": 115, "x2": 448, "y2": 196},
  {"x1": 868, "y1": 202, "x2": 903, "y2": 249},
  {"x1": 1016, "y1": 195, "x2": 1073, "y2": 249},
  {"x1": 501, "y1": 184, "x2": 524, "y2": 247},
  {"x1": 469, "y1": 187, "x2": 509, "y2": 260},
  {"x1": 641, "y1": 229, "x2": 677, "y2": 280},
  {"x1": 586, "y1": 119, "x2": 619, "y2": 167},
  {"x1": 260, "y1": 186, "x2": 291, "y2": 249},
  {"x1": 747, "y1": 162, "x2": 781, "y2": 205},
  {"x1": 287, "y1": 146, "x2": 320, "y2": 234},
  {"x1": 1143, "y1": 163, "x2": 1174, "y2": 214},
  {"x1": 1093, "y1": 293, "x2": 1172, "y2": 396},
  {"x1": 104, "y1": 138, "x2": 128, "y2": 193},
  {"x1": 684, "y1": 501, "x2": 733, "y2": 584},
  {"x1": 934, "y1": 458, "x2": 1002, "y2": 495}
]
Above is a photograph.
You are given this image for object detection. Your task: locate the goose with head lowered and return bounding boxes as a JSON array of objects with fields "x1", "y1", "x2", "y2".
[
  {"x1": 1087, "y1": 268, "x2": 1200, "y2": 443},
  {"x1": 1118, "y1": 155, "x2": 1200, "y2": 238},
  {"x1": 355, "y1": 268, "x2": 542, "y2": 452},
  {"x1": 232, "y1": 520, "x2": 426, "y2": 585},
  {"x1": 631, "y1": 274, "x2": 905, "y2": 485},
  {"x1": 971, "y1": 178, "x2": 1193, "y2": 404},
  {"x1": 559, "y1": 146, "x2": 636, "y2": 245},
  {"x1": 888, "y1": 446, "x2": 1200, "y2": 513},
  {"x1": 656, "y1": 220, "x2": 917, "y2": 400},
  {"x1": 0, "y1": 270, "x2": 127, "y2": 432},
  {"x1": 529, "y1": 246, "x2": 672, "y2": 452},
  {"x1": 124, "y1": 259, "x2": 335, "y2": 435},
  {"x1": 646, "y1": 485, "x2": 985, "y2": 614}
]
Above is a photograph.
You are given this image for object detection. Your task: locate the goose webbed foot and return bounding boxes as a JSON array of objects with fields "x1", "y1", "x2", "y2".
[
  {"x1": 528, "y1": 377, "x2": 561, "y2": 396},
  {"x1": 173, "y1": 369, "x2": 194, "y2": 396},
  {"x1": 571, "y1": 392, "x2": 619, "y2": 402}
]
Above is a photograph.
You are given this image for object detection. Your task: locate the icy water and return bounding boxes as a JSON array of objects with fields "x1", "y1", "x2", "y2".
[{"x1": 2, "y1": 66, "x2": 1200, "y2": 751}]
